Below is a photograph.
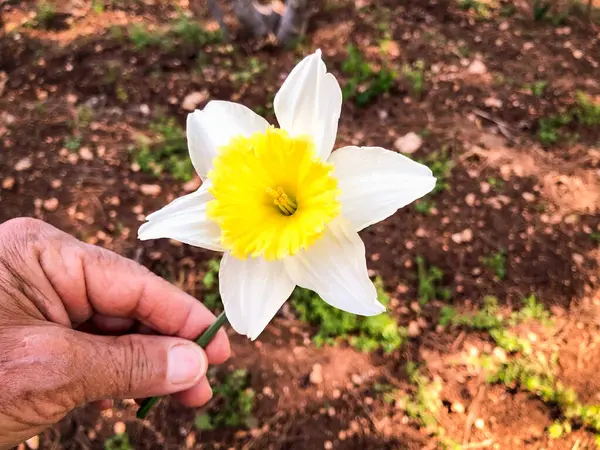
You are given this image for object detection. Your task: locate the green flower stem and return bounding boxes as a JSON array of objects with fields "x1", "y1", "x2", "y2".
[{"x1": 136, "y1": 310, "x2": 229, "y2": 419}]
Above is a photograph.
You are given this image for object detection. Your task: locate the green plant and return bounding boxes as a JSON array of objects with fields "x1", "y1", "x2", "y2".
[
  {"x1": 33, "y1": 2, "x2": 56, "y2": 29},
  {"x1": 202, "y1": 259, "x2": 222, "y2": 311},
  {"x1": 509, "y1": 294, "x2": 552, "y2": 326},
  {"x1": 590, "y1": 231, "x2": 600, "y2": 244},
  {"x1": 133, "y1": 115, "x2": 195, "y2": 181},
  {"x1": 341, "y1": 45, "x2": 396, "y2": 107},
  {"x1": 533, "y1": 0, "x2": 553, "y2": 20},
  {"x1": 195, "y1": 369, "x2": 256, "y2": 429},
  {"x1": 524, "y1": 80, "x2": 548, "y2": 97},
  {"x1": 128, "y1": 24, "x2": 168, "y2": 50},
  {"x1": 233, "y1": 57, "x2": 266, "y2": 86},
  {"x1": 537, "y1": 113, "x2": 571, "y2": 144},
  {"x1": 390, "y1": 365, "x2": 460, "y2": 448},
  {"x1": 482, "y1": 249, "x2": 507, "y2": 279},
  {"x1": 64, "y1": 136, "x2": 82, "y2": 152},
  {"x1": 402, "y1": 60, "x2": 426, "y2": 96},
  {"x1": 537, "y1": 92, "x2": 600, "y2": 144},
  {"x1": 171, "y1": 15, "x2": 222, "y2": 46},
  {"x1": 416, "y1": 256, "x2": 450, "y2": 305},
  {"x1": 413, "y1": 199, "x2": 435, "y2": 215},
  {"x1": 292, "y1": 277, "x2": 406, "y2": 353},
  {"x1": 92, "y1": 0, "x2": 105, "y2": 14},
  {"x1": 574, "y1": 91, "x2": 600, "y2": 126},
  {"x1": 419, "y1": 148, "x2": 453, "y2": 194},
  {"x1": 104, "y1": 433, "x2": 133, "y2": 450},
  {"x1": 458, "y1": 0, "x2": 491, "y2": 17}
]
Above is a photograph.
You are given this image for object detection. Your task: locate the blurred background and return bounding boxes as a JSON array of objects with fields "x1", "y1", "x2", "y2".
[{"x1": 1, "y1": 0, "x2": 599, "y2": 448}]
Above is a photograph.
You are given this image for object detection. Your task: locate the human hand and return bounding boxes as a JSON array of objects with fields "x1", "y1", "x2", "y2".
[{"x1": 0, "y1": 218, "x2": 231, "y2": 449}]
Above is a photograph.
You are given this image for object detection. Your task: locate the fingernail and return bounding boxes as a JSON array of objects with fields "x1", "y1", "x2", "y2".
[{"x1": 167, "y1": 344, "x2": 207, "y2": 385}]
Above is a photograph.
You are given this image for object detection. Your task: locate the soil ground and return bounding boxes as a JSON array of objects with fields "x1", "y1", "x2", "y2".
[{"x1": 1, "y1": 0, "x2": 600, "y2": 449}]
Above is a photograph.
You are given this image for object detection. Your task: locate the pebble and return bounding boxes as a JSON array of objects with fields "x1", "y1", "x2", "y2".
[
  {"x1": 25, "y1": 436, "x2": 39, "y2": 450},
  {"x1": 480, "y1": 181, "x2": 491, "y2": 194},
  {"x1": 467, "y1": 60, "x2": 487, "y2": 75},
  {"x1": 324, "y1": 441, "x2": 333, "y2": 450},
  {"x1": 182, "y1": 91, "x2": 209, "y2": 111},
  {"x1": 14, "y1": 157, "x2": 32, "y2": 171},
  {"x1": 113, "y1": 421, "x2": 126, "y2": 434},
  {"x1": 465, "y1": 193, "x2": 476, "y2": 206},
  {"x1": 573, "y1": 49, "x2": 583, "y2": 59},
  {"x1": 2, "y1": 177, "x2": 15, "y2": 190},
  {"x1": 572, "y1": 253, "x2": 584, "y2": 266},
  {"x1": 43, "y1": 198, "x2": 59, "y2": 212},
  {"x1": 394, "y1": 132, "x2": 423, "y2": 154},
  {"x1": 407, "y1": 321, "x2": 420, "y2": 337},
  {"x1": 484, "y1": 97, "x2": 503, "y2": 108},
  {"x1": 474, "y1": 418, "x2": 485, "y2": 430},
  {"x1": 183, "y1": 178, "x2": 201, "y2": 192},
  {"x1": 451, "y1": 402, "x2": 465, "y2": 414},
  {"x1": 309, "y1": 363, "x2": 323, "y2": 385},
  {"x1": 139, "y1": 104, "x2": 150, "y2": 116},
  {"x1": 522, "y1": 192, "x2": 535, "y2": 202},
  {"x1": 79, "y1": 146, "x2": 94, "y2": 160},
  {"x1": 351, "y1": 374, "x2": 363, "y2": 385},
  {"x1": 51, "y1": 179, "x2": 62, "y2": 189},
  {"x1": 140, "y1": 184, "x2": 162, "y2": 196}
]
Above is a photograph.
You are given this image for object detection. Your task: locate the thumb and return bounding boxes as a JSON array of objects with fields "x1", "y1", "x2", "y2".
[{"x1": 65, "y1": 331, "x2": 208, "y2": 402}]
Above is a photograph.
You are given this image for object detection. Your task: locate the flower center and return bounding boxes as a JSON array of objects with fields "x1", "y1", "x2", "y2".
[
  {"x1": 267, "y1": 186, "x2": 298, "y2": 216},
  {"x1": 206, "y1": 127, "x2": 340, "y2": 260}
]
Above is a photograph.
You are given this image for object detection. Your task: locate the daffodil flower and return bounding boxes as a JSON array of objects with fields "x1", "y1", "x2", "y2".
[{"x1": 138, "y1": 50, "x2": 436, "y2": 340}]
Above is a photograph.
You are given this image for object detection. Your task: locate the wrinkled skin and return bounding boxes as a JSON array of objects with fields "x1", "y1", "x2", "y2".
[{"x1": 0, "y1": 218, "x2": 231, "y2": 449}]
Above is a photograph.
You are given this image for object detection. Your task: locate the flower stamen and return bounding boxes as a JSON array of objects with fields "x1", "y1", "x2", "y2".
[{"x1": 267, "y1": 186, "x2": 298, "y2": 216}]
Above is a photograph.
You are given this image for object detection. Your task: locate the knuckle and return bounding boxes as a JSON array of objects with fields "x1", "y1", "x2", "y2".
[{"x1": 114, "y1": 335, "x2": 153, "y2": 396}]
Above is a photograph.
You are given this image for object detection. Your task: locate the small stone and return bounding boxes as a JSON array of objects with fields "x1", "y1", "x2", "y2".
[
  {"x1": 523, "y1": 42, "x2": 534, "y2": 51},
  {"x1": 410, "y1": 301, "x2": 421, "y2": 313},
  {"x1": 2, "y1": 177, "x2": 15, "y2": 190},
  {"x1": 451, "y1": 402, "x2": 465, "y2": 414},
  {"x1": 484, "y1": 97, "x2": 503, "y2": 108},
  {"x1": 79, "y1": 147, "x2": 93, "y2": 161},
  {"x1": 461, "y1": 228, "x2": 473, "y2": 242},
  {"x1": 182, "y1": 91, "x2": 209, "y2": 111},
  {"x1": 43, "y1": 198, "x2": 59, "y2": 212},
  {"x1": 132, "y1": 205, "x2": 144, "y2": 214},
  {"x1": 480, "y1": 181, "x2": 490, "y2": 194},
  {"x1": 130, "y1": 162, "x2": 141, "y2": 172},
  {"x1": 407, "y1": 321, "x2": 420, "y2": 337},
  {"x1": 474, "y1": 418, "x2": 485, "y2": 430},
  {"x1": 451, "y1": 232, "x2": 463, "y2": 244},
  {"x1": 309, "y1": 363, "x2": 323, "y2": 385},
  {"x1": 113, "y1": 421, "x2": 126, "y2": 435},
  {"x1": 324, "y1": 441, "x2": 333, "y2": 450},
  {"x1": 394, "y1": 132, "x2": 423, "y2": 154},
  {"x1": 467, "y1": 60, "x2": 487, "y2": 75},
  {"x1": 140, "y1": 184, "x2": 162, "y2": 196},
  {"x1": 51, "y1": 179, "x2": 62, "y2": 189},
  {"x1": 415, "y1": 227, "x2": 427, "y2": 238},
  {"x1": 522, "y1": 192, "x2": 535, "y2": 202},
  {"x1": 351, "y1": 374, "x2": 363, "y2": 385},
  {"x1": 139, "y1": 104, "x2": 150, "y2": 116},
  {"x1": 25, "y1": 436, "x2": 39, "y2": 450},
  {"x1": 183, "y1": 178, "x2": 201, "y2": 192},
  {"x1": 14, "y1": 157, "x2": 32, "y2": 172},
  {"x1": 572, "y1": 253, "x2": 584, "y2": 266},
  {"x1": 499, "y1": 21, "x2": 509, "y2": 31},
  {"x1": 573, "y1": 49, "x2": 583, "y2": 59},
  {"x1": 465, "y1": 193, "x2": 476, "y2": 206},
  {"x1": 185, "y1": 433, "x2": 196, "y2": 449}
]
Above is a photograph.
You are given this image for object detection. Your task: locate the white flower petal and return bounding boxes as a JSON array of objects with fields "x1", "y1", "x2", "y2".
[
  {"x1": 284, "y1": 218, "x2": 385, "y2": 316},
  {"x1": 187, "y1": 100, "x2": 270, "y2": 179},
  {"x1": 219, "y1": 253, "x2": 296, "y2": 340},
  {"x1": 329, "y1": 146, "x2": 436, "y2": 231},
  {"x1": 274, "y1": 49, "x2": 342, "y2": 160},
  {"x1": 138, "y1": 183, "x2": 224, "y2": 252}
]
